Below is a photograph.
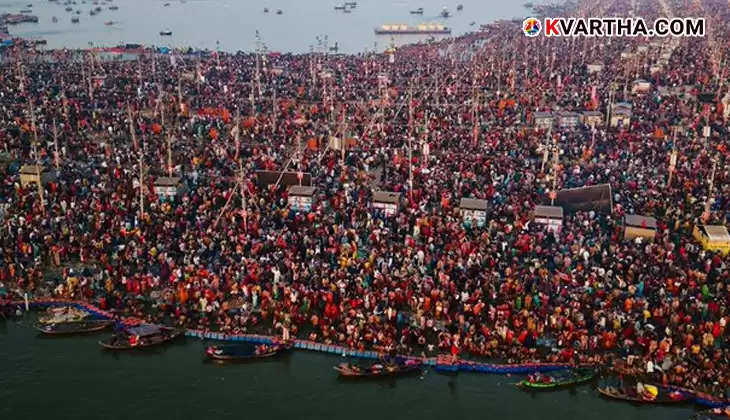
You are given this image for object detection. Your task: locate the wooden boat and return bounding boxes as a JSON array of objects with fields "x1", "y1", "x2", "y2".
[
  {"x1": 456, "y1": 4, "x2": 463, "y2": 11},
  {"x1": 335, "y1": 359, "x2": 422, "y2": 378},
  {"x1": 344, "y1": 1, "x2": 357, "y2": 6},
  {"x1": 1, "y1": 304, "x2": 23, "y2": 320},
  {"x1": 52, "y1": 16, "x2": 58, "y2": 22},
  {"x1": 104, "y1": 20, "x2": 113, "y2": 25},
  {"x1": 159, "y1": 30, "x2": 172, "y2": 36},
  {"x1": 71, "y1": 17, "x2": 79, "y2": 22},
  {"x1": 263, "y1": 7, "x2": 268, "y2": 12},
  {"x1": 597, "y1": 385, "x2": 692, "y2": 404},
  {"x1": 109, "y1": 5, "x2": 118, "y2": 10},
  {"x1": 410, "y1": 7, "x2": 424, "y2": 14},
  {"x1": 38, "y1": 306, "x2": 88, "y2": 324},
  {"x1": 99, "y1": 324, "x2": 183, "y2": 350},
  {"x1": 518, "y1": 368, "x2": 596, "y2": 390},
  {"x1": 692, "y1": 407, "x2": 730, "y2": 420},
  {"x1": 276, "y1": 9, "x2": 282, "y2": 14},
  {"x1": 206, "y1": 342, "x2": 292, "y2": 361},
  {"x1": 36, "y1": 320, "x2": 112, "y2": 335},
  {"x1": 334, "y1": 5, "x2": 346, "y2": 10},
  {"x1": 440, "y1": 8, "x2": 450, "y2": 18}
]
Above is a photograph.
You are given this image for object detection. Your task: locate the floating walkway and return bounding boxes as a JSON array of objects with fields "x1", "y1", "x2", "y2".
[
  {"x1": 8, "y1": 298, "x2": 729, "y2": 407},
  {"x1": 14, "y1": 298, "x2": 577, "y2": 373}
]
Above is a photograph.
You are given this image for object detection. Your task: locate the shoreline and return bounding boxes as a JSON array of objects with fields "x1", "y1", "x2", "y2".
[{"x1": 6, "y1": 297, "x2": 728, "y2": 408}]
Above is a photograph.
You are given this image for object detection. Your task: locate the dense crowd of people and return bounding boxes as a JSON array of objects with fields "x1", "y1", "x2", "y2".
[{"x1": 1, "y1": 0, "x2": 729, "y2": 400}]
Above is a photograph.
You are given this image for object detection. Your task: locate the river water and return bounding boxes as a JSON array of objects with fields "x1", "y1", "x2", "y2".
[
  {"x1": 0, "y1": 0, "x2": 528, "y2": 53},
  {"x1": 0, "y1": 317, "x2": 697, "y2": 420},
  {"x1": 0, "y1": 2, "x2": 706, "y2": 419}
]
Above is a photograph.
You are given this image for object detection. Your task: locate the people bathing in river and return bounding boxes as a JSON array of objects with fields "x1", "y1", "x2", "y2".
[{"x1": 0, "y1": 0, "x2": 729, "y2": 401}]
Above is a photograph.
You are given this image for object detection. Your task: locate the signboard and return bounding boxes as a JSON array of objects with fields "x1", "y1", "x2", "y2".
[
  {"x1": 587, "y1": 64, "x2": 603, "y2": 74},
  {"x1": 288, "y1": 195, "x2": 312, "y2": 212},
  {"x1": 287, "y1": 186, "x2": 314, "y2": 212},
  {"x1": 556, "y1": 184, "x2": 612, "y2": 213},
  {"x1": 558, "y1": 113, "x2": 580, "y2": 128},
  {"x1": 373, "y1": 202, "x2": 397, "y2": 216},
  {"x1": 372, "y1": 191, "x2": 400, "y2": 216},
  {"x1": 156, "y1": 186, "x2": 177, "y2": 198},
  {"x1": 256, "y1": 170, "x2": 312, "y2": 188},
  {"x1": 698, "y1": 92, "x2": 715, "y2": 103},
  {"x1": 462, "y1": 209, "x2": 486, "y2": 227},
  {"x1": 534, "y1": 217, "x2": 562, "y2": 233}
]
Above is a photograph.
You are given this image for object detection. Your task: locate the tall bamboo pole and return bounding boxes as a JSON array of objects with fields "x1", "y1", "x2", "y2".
[
  {"x1": 28, "y1": 98, "x2": 45, "y2": 215},
  {"x1": 53, "y1": 119, "x2": 59, "y2": 170},
  {"x1": 551, "y1": 129, "x2": 558, "y2": 206},
  {"x1": 703, "y1": 158, "x2": 717, "y2": 222}
]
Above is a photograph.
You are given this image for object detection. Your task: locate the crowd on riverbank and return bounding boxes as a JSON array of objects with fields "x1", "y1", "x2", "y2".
[{"x1": 1, "y1": 0, "x2": 729, "y2": 400}]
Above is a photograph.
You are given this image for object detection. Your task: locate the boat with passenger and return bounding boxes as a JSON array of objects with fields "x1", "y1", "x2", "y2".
[
  {"x1": 38, "y1": 306, "x2": 88, "y2": 324},
  {"x1": 517, "y1": 368, "x2": 596, "y2": 390},
  {"x1": 410, "y1": 7, "x2": 424, "y2": 14},
  {"x1": 335, "y1": 359, "x2": 422, "y2": 378},
  {"x1": 597, "y1": 383, "x2": 692, "y2": 404},
  {"x1": 99, "y1": 324, "x2": 183, "y2": 350},
  {"x1": 206, "y1": 341, "x2": 293, "y2": 361},
  {"x1": 36, "y1": 319, "x2": 113, "y2": 335},
  {"x1": 692, "y1": 407, "x2": 730, "y2": 420}
]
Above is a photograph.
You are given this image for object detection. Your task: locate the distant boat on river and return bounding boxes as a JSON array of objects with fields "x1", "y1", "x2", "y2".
[{"x1": 375, "y1": 23, "x2": 451, "y2": 35}]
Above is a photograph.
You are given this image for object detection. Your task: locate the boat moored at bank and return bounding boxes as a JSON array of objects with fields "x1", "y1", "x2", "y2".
[{"x1": 99, "y1": 324, "x2": 183, "y2": 350}]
